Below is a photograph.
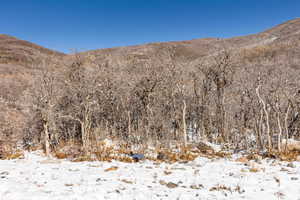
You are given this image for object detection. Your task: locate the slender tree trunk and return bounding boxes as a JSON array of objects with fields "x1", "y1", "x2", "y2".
[
  {"x1": 216, "y1": 86, "x2": 226, "y2": 142},
  {"x1": 105, "y1": 120, "x2": 109, "y2": 137},
  {"x1": 256, "y1": 85, "x2": 272, "y2": 151},
  {"x1": 284, "y1": 102, "x2": 291, "y2": 152},
  {"x1": 128, "y1": 111, "x2": 131, "y2": 136},
  {"x1": 43, "y1": 121, "x2": 50, "y2": 157},
  {"x1": 254, "y1": 109, "x2": 264, "y2": 150},
  {"x1": 201, "y1": 95, "x2": 211, "y2": 141},
  {"x1": 275, "y1": 98, "x2": 282, "y2": 152},
  {"x1": 81, "y1": 122, "x2": 87, "y2": 152},
  {"x1": 276, "y1": 112, "x2": 282, "y2": 152},
  {"x1": 182, "y1": 100, "x2": 187, "y2": 147}
]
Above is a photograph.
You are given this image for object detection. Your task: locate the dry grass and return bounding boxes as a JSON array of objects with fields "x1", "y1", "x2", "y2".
[
  {"x1": 52, "y1": 140, "x2": 234, "y2": 164},
  {"x1": 238, "y1": 150, "x2": 300, "y2": 163},
  {"x1": 120, "y1": 179, "x2": 134, "y2": 184},
  {"x1": 55, "y1": 152, "x2": 69, "y2": 159},
  {"x1": 277, "y1": 151, "x2": 300, "y2": 162},
  {"x1": 104, "y1": 166, "x2": 118, "y2": 172},
  {"x1": 240, "y1": 42, "x2": 292, "y2": 62},
  {"x1": 0, "y1": 140, "x2": 24, "y2": 160},
  {"x1": 209, "y1": 184, "x2": 232, "y2": 192},
  {"x1": 0, "y1": 151, "x2": 24, "y2": 160},
  {"x1": 71, "y1": 155, "x2": 95, "y2": 162},
  {"x1": 249, "y1": 168, "x2": 260, "y2": 173}
]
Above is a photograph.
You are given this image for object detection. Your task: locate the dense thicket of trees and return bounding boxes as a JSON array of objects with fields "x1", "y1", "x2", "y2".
[
  {"x1": 0, "y1": 40, "x2": 297, "y2": 157},
  {"x1": 15, "y1": 43, "x2": 299, "y2": 156}
]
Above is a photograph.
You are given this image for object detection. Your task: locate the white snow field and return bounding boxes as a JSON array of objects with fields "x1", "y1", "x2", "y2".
[{"x1": 0, "y1": 151, "x2": 300, "y2": 200}]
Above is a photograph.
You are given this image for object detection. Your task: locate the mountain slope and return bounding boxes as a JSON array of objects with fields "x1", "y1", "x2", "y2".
[
  {"x1": 79, "y1": 18, "x2": 300, "y2": 71},
  {"x1": 0, "y1": 18, "x2": 299, "y2": 148},
  {"x1": 0, "y1": 35, "x2": 65, "y2": 145},
  {"x1": 0, "y1": 34, "x2": 64, "y2": 65}
]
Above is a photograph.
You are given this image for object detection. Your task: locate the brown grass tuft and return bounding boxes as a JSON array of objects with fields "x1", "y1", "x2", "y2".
[{"x1": 104, "y1": 166, "x2": 118, "y2": 172}]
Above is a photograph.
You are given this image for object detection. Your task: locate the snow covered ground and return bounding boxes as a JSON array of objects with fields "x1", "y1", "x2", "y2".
[{"x1": 1, "y1": 151, "x2": 300, "y2": 200}]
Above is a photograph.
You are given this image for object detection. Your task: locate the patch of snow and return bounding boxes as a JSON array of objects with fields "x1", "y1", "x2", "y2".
[
  {"x1": 102, "y1": 138, "x2": 113, "y2": 148},
  {"x1": 0, "y1": 152, "x2": 300, "y2": 200},
  {"x1": 203, "y1": 141, "x2": 222, "y2": 152},
  {"x1": 244, "y1": 36, "x2": 278, "y2": 49}
]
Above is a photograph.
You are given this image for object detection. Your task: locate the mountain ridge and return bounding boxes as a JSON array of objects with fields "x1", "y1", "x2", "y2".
[{"x1": 0, "y1": 18, "x2": 299, "y2": 57}]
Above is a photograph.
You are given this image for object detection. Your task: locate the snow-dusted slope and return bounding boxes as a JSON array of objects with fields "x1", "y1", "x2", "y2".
[{"x1": 0, "y1": 151, "x2": 300, "y2": 200}]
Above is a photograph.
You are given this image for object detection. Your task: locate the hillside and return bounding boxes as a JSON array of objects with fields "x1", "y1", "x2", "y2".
[
  {"x1": 0, "y1": 34, "x2": 65, "y2": 100},
  {"x1": 0, "y1": 34, "x2": 64, "y2": 65},
  {"x1": 0, "y1": 35, "x2": 65, "y2": 146},
  {"x1": 0, "y1": 18, "x2": 300, "y2": 151},
  {"x1": 78, "y1": 18, "x2": 300, "y2": 77}
]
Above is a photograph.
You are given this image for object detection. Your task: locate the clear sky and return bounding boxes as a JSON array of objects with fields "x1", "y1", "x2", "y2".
[{"x1": 1, "y1": 0, "x2": 299, "y2": 53}]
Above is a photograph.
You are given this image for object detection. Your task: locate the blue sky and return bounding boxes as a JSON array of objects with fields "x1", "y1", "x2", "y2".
[{"x1": 1, "y1": 0, "x2": 299, "y2": 53}]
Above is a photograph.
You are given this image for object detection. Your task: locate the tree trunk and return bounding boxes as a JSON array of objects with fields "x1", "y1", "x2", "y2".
[
  {"x1": 284, "y1": 103, "x2": 291, "y2": 152},
  {"x1": 254, "y1": 109, "x2": 264, "y2": 150},
  {"x1": 43, "y1": 121, "x2": 50, "y2": 157},
  {"x1": 182, "y1": 100, "x2": 187, "y2": 147},
  {"x1": 256, "y1": 85, "x2": 272, "y2": 151},
  {"x1": 81, "y1": 120, "x2": 91, "y2": 154},
  {"x1": 276, "y1": 112, "x2": 282, "y2": 152},
  {"x1": 216, "y1": 87, "x2": 226, "y2": 142},
  {"x1": 128, "y1": 111, "x2": 131, "y2": 136}
]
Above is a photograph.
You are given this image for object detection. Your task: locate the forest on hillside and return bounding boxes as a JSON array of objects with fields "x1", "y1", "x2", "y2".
[{"x1": 1, "y1": 40, "x2": 299, "y2": 160}]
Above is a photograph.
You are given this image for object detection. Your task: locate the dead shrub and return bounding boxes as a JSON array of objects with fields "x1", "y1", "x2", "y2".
[{"x1": 55, "y1": 152, "x2": 69, "y2": 159}]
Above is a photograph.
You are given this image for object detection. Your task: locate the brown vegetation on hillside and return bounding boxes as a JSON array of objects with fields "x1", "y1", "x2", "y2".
[{"x1": 1, "y1": 18, "x2": 300, "y2": 159}]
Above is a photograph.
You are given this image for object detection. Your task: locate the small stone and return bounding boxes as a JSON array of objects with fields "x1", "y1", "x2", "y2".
[
  {"x1": 164, "y1": 171, "x2": 172, "y2": 175},
  {"x1": 96, "y1": 178, "x2": 102, "y2": 182},
  {"x1": 190, "y1": 184, "x2": 204, "y2": 190},
  {"x1": 280, "y1": 167, "x2": 289, "y2": 172},
  {"x1": 0, "y1": 171, "x2": 9, "y2": 175},
  {"x1": 271, "y1": 160, "x2": 279, "y2": 166},
  {"x1": 166, "y1": 182, "x2": 178, "y2": 188},
  {"x1": 287, "y1": 163, "x2": 296, "y2": 168},
  {"x1": 120, "y1": 179, "x2": 133, "y2": 184}
]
